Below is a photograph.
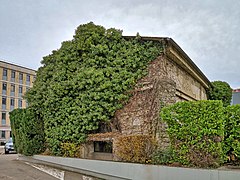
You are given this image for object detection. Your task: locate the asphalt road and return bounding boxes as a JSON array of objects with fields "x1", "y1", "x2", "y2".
[
  {"x1": 0, "y1": 154, "x2": 58, "y2": 180},
  {"x1": 0, "y1": 146, "x2": 100, "y2": 180}
]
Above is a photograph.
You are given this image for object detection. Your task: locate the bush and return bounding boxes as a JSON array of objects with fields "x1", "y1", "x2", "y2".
[
  {"x1": 60, "y1": 143, "x2": 83, "y2": 158},
  {"x1": 10, "y1": 108, "x2": 45, "y2": 155},
  {"x1": 224, "y1": 105, "x2": 240, "y2": 161},
  {"x1": 114, "y1": 135, "x2": 156, "y2": 163},
  {"x1": 161, "y1": 100, "x2": 225, "y2": 167},
  {"x1": 151, "y1": 148, "x2": 174, "y2": 165}
]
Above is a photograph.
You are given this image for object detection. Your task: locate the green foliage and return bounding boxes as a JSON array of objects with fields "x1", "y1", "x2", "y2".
[
  {"x1": 161, "y1": 100, "x2": 225, "y2": 167},
  {"x1": 10, "y1": 108, "x2": 45, "y2": 156},
  {"x1": 208, "y1": 81, "x2": 232, "y2": 107},
  {"x1": 151, "y1": 148, "x2": 174, "y2": 165},
  {"x1": 114, "y1": 135, "x2": 156, "y2": 163},
  {"x1": 25, "y1": 22, "x2": 162, "y2": 155},
  {"x1": 223, "y1": 105, "x2": 240, "y2": 160}
]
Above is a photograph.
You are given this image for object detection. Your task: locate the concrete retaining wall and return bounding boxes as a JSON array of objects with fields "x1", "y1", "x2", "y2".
[{"x1": 29, "y1": 155, "x2": 240, "y2": 180}]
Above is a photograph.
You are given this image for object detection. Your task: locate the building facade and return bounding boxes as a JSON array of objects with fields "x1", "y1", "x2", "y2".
[
  {"x1": 232, "y1": 89, "x2": 240, "y2": 105},
  {"x1": 0, "y1": 60, "x2": 36, "y2": 144},
  {"x1": 83, "y1": 37, "x2": 212, "y2": 160}
]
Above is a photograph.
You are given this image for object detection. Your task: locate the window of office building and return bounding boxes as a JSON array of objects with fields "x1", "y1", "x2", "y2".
[
  {"x1": 2, "y1": 83, "x2": 7, "y2": 95},
  {"x1": 0, "y1": 130, "x2": 6, "y2": 138},
  {"x1": 3, "y1": 69, "x2": 7, "y2": 80},
  {"x1": 18, "y1": 99, "x2": 22, "y2": 108},
  {"x1": 10, "y1": 98, "x2": 15, "y2": 110},
  {"x1": 1, "y1": 112, "x2": 6, "y2": 125},
  {"x1": 11, "y1": 70, "x2": 16, "y2": 82},
  {"x1": 19, "y1": 73, "x2": 23, "y2": 83},
  {"x1": 11, "y1": 84, "x2": 15, "y2": 96},
  {"x1": 19, "y1": 85, "x2": 23, "y2": 96},
  {"x1": 26, "y1": 74, "x2": 30, "y2": 81},
  {"x1": 2, "y1": 96, "x2": 6, "y2": 110},
  {"x1": 10, "y1": 98, "x2": 14, "y2": 106}
]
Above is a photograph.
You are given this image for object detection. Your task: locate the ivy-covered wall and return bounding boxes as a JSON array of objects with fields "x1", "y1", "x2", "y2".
[{"x1": 25, "y1": 22, "x2": 162, "y2": 155}]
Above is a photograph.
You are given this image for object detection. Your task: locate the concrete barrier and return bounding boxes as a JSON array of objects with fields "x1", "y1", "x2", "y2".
[{"x1": 25, "y1": 155, "x2": 240, "y2": 180}]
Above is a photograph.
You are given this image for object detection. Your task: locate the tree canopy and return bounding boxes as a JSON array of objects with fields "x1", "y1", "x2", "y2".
[
  {"x1": 208, "y1": 81, "x2": 232, "y2": 107},
  {"x1": 25, "y1": 22, "x2": 162, "y2": 154}
]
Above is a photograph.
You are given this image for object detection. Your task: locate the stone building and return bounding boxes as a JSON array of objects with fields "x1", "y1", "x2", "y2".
[
  {"x1": 83, "y1": 37, "x2": 211, "y2": 160},
  {"x1": 0, "y1": 60, "x2": 36, "y2": 144}
]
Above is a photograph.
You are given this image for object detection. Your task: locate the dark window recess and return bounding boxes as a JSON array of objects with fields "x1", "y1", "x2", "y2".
[
  {"x1": 2, "y1": 97, "x2": 6, "y2": 105},
  {"x1": 19, "y1": 86, "x2": 23, "y2": 93},
  {"x1": 19, "y1": 73, "x2": 23, "y2": 81},
  {"x1": 26, "y1": 74, "x2": 30, "y2": 82},
  {"x1": 2, "y1": 83, "x2": 7, "y2": 91},
  {"x1": 10, "y1": 98, "x2": 14, "y2": 106},
  {"x1": 94, "y1": 141, "x2": 113, "y2": 153},
  {"x1": 11, "y1": 70, "x2": 15, "y2": 78},
  {"x1": 3, "y1": 69, "x2": 7, "y2": 76}
]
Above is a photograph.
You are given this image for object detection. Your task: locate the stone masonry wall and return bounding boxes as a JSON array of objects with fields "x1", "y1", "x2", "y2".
[
  {"x1": 113, "y1": 55, "x2": 176, "y2": 148},
  {"x1": 113, "y1": 53, "x2": 208, "y2": 148}
]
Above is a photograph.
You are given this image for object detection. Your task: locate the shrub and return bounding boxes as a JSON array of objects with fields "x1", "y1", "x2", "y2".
[
  {"x1": 10, "y1": 108, "x2": 45, "y2": 155},
  {"x1": 161, "y1": 100, "x2": 225, "y2": 167},
  {"x1": 223, "y1": 105, "x2": 240, "y2": 161},
  {"x1": 151, "y1": 148, "x2": 174, "y2": 165},
  {"x1": 60, "y1": 143, "x2": 83, "y2": 158},
  {"x1": 114, "y1": 135, "x2": 156, "y2": 163}
]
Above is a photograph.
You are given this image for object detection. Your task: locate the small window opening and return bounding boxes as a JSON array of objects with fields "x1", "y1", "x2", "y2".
[{"x1": 94, "y1": 141, "x2": 112, "y2": 153}]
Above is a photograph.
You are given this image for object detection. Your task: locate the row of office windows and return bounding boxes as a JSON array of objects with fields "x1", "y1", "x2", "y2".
[
  {"x1": 2, "y1": 82, "x2": 29, "y2": 96},
  {"x1": 2, "y1": 97, "x2": 23, "y2": 110},
  {"x1": 2, "y1": 68, "x2": 34, "y2": 85}
]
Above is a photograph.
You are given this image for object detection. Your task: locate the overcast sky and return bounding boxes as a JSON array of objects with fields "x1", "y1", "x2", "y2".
[{"x1": 0, "y1": 0, "x2": 239, "y2": 88}]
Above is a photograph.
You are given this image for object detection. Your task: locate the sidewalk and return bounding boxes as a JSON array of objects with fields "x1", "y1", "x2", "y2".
[{"x1": 0, "y1": 146, "x2": 4, "y2": 155}]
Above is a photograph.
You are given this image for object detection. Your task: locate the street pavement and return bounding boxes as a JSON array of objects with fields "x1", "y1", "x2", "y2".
[
  {"x1": 0, "y1": 153, "x2": 57, "y2": 180},
  {"x1": 0, "y1": 146, "x2": 100, "y2": 180}
]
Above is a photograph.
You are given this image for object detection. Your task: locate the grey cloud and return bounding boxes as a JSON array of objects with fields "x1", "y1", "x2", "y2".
[{"x1": 0, "y1": 0, "x2": 239, "y2": 88}]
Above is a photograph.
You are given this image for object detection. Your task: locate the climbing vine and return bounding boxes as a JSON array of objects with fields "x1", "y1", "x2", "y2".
[{"x1": 25, "y1": 22, "x2": 163, "y2": 154}]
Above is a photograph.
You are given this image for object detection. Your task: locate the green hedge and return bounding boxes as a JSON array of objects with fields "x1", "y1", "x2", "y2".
[
  {"x1": 224, "y1": 105, "x2": 240, "y2": 159},
  {"x1": 10, "y1": 108, "x2": 45, "y2": 155},
  {"x1": 161, "y1": 100, "x2": 225, "y2": 167}
]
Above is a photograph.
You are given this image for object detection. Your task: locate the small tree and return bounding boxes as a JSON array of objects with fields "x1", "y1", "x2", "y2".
[{"x1": 208, "y1": 81, "x2": 232, "y2": 107}]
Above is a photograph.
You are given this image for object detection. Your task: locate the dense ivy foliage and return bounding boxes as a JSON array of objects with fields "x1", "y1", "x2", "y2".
[
  {"x1": 208, "y1": 81, "x2": 232, "y2": 107},
  {"x1": 223, "y1": 105, "x2": 240, "y2": 159},
  {"x1": 25, "y1": 22, "x2": 162, "y2": 154},
  {"x1": 10, "y1": 108, "x2": 45, "y2": 155},
  {"x1": 161, "y1": 100, "x2": 225, "y2": 167}
]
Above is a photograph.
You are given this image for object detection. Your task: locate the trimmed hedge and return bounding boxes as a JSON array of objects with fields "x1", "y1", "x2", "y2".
[
  {"x1": 160, "y1": 100, "x2": 225, "y2": 167},
  {"x1": 10, "y1": 108, "x2": 45, "y2": 155},
  {"x1": 114, "y1": 135, "x2": 156, "y2": 163},
  {"x1": 224, "y1": 105, "x2": 240, "y2": 159}
]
